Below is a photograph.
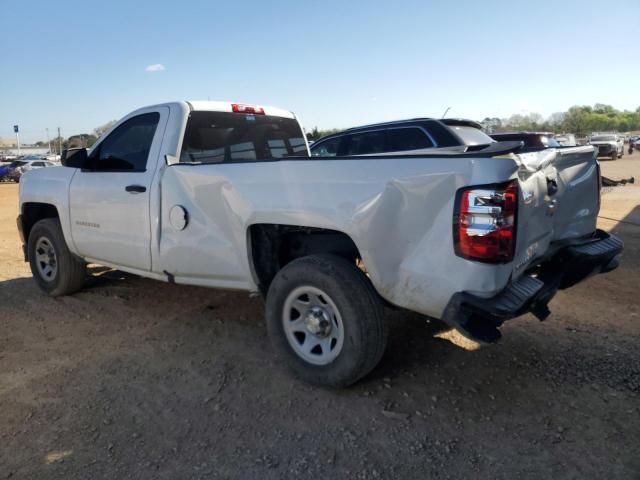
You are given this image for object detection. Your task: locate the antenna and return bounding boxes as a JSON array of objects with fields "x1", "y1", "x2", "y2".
[{"x1": 441, "y1": 107, "x2": 451, "y2": 118}]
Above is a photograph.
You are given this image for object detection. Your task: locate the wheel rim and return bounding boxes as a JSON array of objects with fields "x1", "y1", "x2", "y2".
[
  {"x1": 34, "y1": 236, "x2": 58, "y2": 281},
  {"x1": 282, "y1": 286, "x2": 345, "y2": 365}
]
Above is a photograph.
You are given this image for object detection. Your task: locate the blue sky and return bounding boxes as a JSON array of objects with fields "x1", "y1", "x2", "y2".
[{"x1": 1, "y1": 0, "x2": 639, "y2": 143}]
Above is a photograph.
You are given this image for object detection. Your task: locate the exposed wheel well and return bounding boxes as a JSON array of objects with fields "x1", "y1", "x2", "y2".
[
  {"x1": 248, "y1": 224, "x2": 361, "y2": 294},
  {"x1": 21, "y1": 203, "x2": 59, "y2": 244}
]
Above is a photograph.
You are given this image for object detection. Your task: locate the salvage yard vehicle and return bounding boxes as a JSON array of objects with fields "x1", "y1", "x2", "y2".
[
  {"x1": 17, "y1": 101, "x2": 623, "y2": 387},
  {"x1": 590, "y1": 133, "x2": 624, "y2": 160},
  {"x1": 4, "y1": 159, "x2": 56, "y2": 182},
  {"x1": 0, "y1": 163, "x2": 11, "y2": 181}
]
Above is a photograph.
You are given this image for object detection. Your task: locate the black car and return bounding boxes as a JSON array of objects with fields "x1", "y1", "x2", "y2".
[
  {"x1": 310, "y1": 118, "x2": 497, "y2": 157},
  {"x1": 489, "y1": 132, "x2": 561, "y2": 152}
]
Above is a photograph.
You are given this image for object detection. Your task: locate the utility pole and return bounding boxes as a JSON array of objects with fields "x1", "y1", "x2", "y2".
[
  {"x1": 46, "y1": 128, "x2": 52, "y2": 154},
  {"x1": 57, "y1": 127, "x2": 62, "y2": 155}
]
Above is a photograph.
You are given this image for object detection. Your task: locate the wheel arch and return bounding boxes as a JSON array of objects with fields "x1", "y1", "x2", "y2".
[
  {"x1": 20, "y1": 202, "x2": 60, "y2": 251},
  {"x1": 246, "y1": 223, "x2": 363, "y2": 295}
]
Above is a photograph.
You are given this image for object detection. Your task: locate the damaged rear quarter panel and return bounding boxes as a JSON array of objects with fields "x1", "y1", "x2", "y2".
[{"x1": 158, "y1": 156, "x2": 519, "y2": 319}]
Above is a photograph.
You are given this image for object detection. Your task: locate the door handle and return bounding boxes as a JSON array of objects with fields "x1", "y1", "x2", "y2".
[{"x1": 125, "y1": 185, "x2": 146, "y2": 193}]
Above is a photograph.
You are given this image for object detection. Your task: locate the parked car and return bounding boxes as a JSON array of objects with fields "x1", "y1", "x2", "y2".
[
  {"x1": 0, "y1": 163, "x2": 12, "y2": 181},
  {"x1": 489, "y1": 132, "x2": 561, "y2": 152},
  {"x1": 589, "y1": 134, "x2": 624, "y2": 160},
  {"x1": 3, "y1": 159, "x2": 56, "y2": 182},
  {"x1": 310, "y1": 118, "x2": 496, "y2": 157},
  {"x1": 17, "y1": 101, "x2": 622, "y2": 387}
]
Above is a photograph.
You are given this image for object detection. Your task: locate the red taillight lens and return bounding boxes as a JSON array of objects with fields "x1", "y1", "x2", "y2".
[
  {"x1": 454, "y1": 181, "x2": 518, "y2": 263},
  {"x1": 231, "y1": 103, "x2": 265, "y2": 115}
]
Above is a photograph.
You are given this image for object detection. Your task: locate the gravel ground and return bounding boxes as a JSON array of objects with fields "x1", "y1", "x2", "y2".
[{"x1": 0, "y1": 153, "x2": 639, "y2": 479}]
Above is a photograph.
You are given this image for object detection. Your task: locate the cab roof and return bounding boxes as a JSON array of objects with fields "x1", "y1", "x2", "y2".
[
  {"x1": 186, "y1": 100, "x2": 296, "y2": 119},
  {"x1": 342, "y1": 117, "x2": 483, "y2": 132}
]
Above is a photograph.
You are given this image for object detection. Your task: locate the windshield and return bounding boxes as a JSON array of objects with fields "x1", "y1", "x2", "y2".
[
  {"x1": 591, "y1": 135, "x2": 616, "y2": 142},
  {"x1": 180, "y1": 111, "x2": 308, "y2": 164},
  {"x1": 447, "y1": 125, "x2": 495, "y2": 146}
]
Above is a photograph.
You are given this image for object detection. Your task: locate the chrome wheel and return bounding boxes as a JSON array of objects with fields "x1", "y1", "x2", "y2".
[
  {"x1": 282, "y1": 286, "x2": 344, "y2": 365},
  {"x1": 34, "y1": 236, "x2": 58, "y2": 281}
]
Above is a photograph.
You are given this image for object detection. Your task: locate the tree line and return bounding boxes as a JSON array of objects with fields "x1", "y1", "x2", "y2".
[{"x1": 482, "y1": 104, "x2": 640, "y2": 136}]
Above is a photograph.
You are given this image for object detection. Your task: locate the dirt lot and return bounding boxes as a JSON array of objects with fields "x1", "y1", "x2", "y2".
[{"x1": 1, "y1": 154, "x2": 639, "y2": 479}]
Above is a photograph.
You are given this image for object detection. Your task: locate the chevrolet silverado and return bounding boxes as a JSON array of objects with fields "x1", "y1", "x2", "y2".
[{"x1": 17, "y1": 101, "x2": 622, "y2": 386}]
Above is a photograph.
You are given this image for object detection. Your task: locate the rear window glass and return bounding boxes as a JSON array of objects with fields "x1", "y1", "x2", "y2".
[
  {"x1": 591, "y1": 135, "x2": 616, "y2": 142},
  {"x1": 421, "y1": 121, "x2": 460, "y2": 147},
  {"x1": 180, "y1": 111, "x2": 307, "y2": 163},
  {"x1": 448, "y1": 125, "x2": 495, "y2": 146}
]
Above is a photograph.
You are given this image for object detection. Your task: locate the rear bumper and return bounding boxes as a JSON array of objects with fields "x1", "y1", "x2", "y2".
[{"x1": 441, "y1": 229, "x2": 623, "y2": 342}]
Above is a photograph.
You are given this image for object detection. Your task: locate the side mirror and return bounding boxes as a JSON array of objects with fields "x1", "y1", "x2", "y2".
[{"x1": 61, "y1": 148, "x2": 88, "y2": 168}]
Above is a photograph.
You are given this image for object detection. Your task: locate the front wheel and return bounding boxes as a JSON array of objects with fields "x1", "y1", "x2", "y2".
[
  {"x1": 611, "y1": 151, "x2": 617, "y2": 161},
  {"x1": 28, "y1": 218, "x2": 86, "y2": 296},
  {"x1": 265, "y1": 254, "x2": 387, "y2": 387}
]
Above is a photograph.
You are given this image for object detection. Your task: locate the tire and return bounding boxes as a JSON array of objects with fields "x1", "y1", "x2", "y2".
[
  {"x1": 265, "y1": 254, "x2": 387, "y2": 388},
  {"x1": 611, "y1": 151, "x2": 617, "y2": 161},
  {"x1": 28, "y1": 218, "x2": 86, "y2": 296}
]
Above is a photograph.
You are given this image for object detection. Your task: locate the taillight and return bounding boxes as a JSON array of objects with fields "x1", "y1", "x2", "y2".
[
  {"x1": 454, "y1": 181, "x2": 518, "y2": 263},
  {"x1": 231, "y1": 103, "x2": 265, "y2": 115}
]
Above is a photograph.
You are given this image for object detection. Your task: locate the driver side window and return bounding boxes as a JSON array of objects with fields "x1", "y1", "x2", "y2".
[{"x1": 89, "y1": 112, "x2": 160, "y2": 171}]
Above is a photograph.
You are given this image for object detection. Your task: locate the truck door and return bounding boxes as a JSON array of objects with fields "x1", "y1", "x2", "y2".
[{"x1": 69, "y1": 107, "x2": 168, "y2": 271}]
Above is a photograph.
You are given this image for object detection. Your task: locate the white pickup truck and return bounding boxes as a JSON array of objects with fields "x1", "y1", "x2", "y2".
[{"x1": 17, "y1": 101, "x2": 622, "y2": 387}]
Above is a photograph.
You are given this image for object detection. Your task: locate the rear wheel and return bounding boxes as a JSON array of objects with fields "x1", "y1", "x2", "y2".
[
  {"x1": 28, "y1": 218, "x2": 86, "y2": 296},
  {"x1": 265, "y1": 254, "x2": 387, "y2": 387},
  {"x1": 611, "y1": 150, "x2": 617, "y2": 161}
]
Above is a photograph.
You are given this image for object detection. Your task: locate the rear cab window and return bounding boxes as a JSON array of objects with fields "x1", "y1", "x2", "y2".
[{"x1": 180, "y1": 111, "x2": 307, "y2": 163}]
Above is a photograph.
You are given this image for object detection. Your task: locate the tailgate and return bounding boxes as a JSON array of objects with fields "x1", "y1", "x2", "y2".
[{"x1": 511, "y1": 146, "x2": 599, "y2": 275}]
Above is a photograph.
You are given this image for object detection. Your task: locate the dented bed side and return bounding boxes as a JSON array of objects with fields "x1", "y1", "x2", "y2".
[{"x1": 158, "y1": 155, "x2": 522, "y2": 319}]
